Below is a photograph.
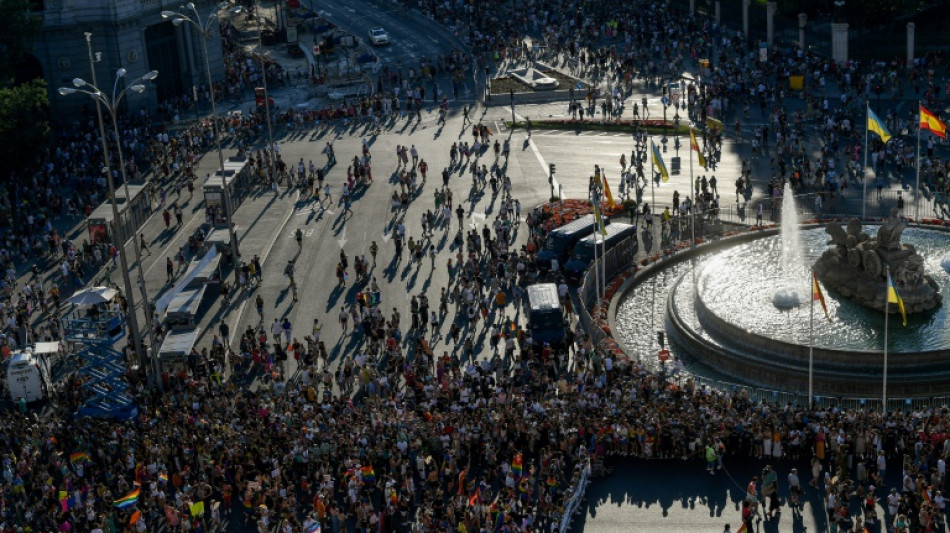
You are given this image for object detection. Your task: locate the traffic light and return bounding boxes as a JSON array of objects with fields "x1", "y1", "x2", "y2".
[{"x1": 549, "y1": 163, "x2": 556, "y2": 175}]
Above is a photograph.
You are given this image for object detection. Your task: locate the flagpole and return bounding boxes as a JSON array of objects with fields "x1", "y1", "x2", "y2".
[
  {"x1": 808, "y1": 273, "x2": 814, "y2": 409},
  {"x1": 915, "y1": 101, "x2": 922, "y2": 223},
  {"x1": 650, "y1": 143, "x2": 657, "y2": 247},
  {"x1": 863, "y1": 101, "x2": 869, "y2": 220},
  {"x1": 600, "y1": 166, "x2": 606, "y2": 299},
  {"x1": 883, "y1": 265, "x2": 890, "y2": 414},
  {"x1": 591, "y1": 195, "x2": 604, "y2": 301},
  {"x1": 689, "y1": 130, "x2": 696, "y2": 287}
]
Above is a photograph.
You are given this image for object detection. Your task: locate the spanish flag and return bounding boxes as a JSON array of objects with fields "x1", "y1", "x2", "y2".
[
  {"x1": 886, "y1": 269, "x2": 907, "y2": 326},
  {"x1": 652, "y1": 143, "x2": 669, "y2": 182},
  {"x1": 920, "y1": 105, "x2": 947, "y2": 139},
  {"x1": 867, "y1": 106, "x2": 892, "y2": 144},
  {"x1": 113, "y1": 488, "x2": 140, "y2": 509},
  {"x1": 812, "y1": 272, "x2": 830, "y2": 320},
  {"x1": 689, "y1": 128, "x2": 706, "y2": 168}
]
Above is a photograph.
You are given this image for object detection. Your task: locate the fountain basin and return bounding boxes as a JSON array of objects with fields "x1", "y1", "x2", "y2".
[{"x1": 614, "y1": 226, "x2": 950, "y2": 398}]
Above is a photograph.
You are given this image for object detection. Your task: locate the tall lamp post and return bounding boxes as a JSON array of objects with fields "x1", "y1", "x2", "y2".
[
  {"x1": 58, "y1": 34, "x2": 159, "y2": 378},
  {"x1": 162, "y1": 2, "x2": 241, "y2": 258}
]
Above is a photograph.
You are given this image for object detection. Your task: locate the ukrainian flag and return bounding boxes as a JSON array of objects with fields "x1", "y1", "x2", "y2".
[
  {"x1": 867, "y1": 106, "x2": 892, "y2": 144},
  {"x1": 591, "y1": 200, "x2": 608, "y2": 236},
  {"x1": 886, "y1": 270, "x2": 907, "y2": 326},
  {"x1": 652, "y1": 143, "x2": 669, "y2": 182}
]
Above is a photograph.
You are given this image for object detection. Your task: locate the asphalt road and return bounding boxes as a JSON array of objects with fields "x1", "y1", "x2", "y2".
[{"x1": 310, "y1": 0, "x2": 462, "y2": 68}]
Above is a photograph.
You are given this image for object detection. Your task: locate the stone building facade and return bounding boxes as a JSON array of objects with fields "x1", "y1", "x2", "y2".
[{"x1": 33, "y1": 0, "x2": 225, "y2": 122}]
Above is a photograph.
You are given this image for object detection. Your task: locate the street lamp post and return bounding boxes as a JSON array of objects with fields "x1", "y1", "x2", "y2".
[
  {"x1": 59, "y1": 33, "x2": 159, "y2": 378},
  {"x1": 162, "y1": 2, "x2": 241, "y2": 259},
  {"x1": 107, "y1": 69, "x2": 164, "y2": 391}
]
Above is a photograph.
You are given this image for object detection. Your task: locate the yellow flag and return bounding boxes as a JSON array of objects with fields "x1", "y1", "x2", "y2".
[
  {"x1": 601, "y1": 170, "x2": 616, "y2": 210},
  {"x1": 591, "y1": 201, "x2": 607, "y2": 236},
  {"x1": 652, "y1": 144, "x2": 669, "y2": 182},
  {"x1": 190, "y1": 501, "x2": 205, "y2": 516},
  {"x1": 689, "y1": 128, "x2": 707, "y2": 168},
  {"x1": 886, "y1": 270, "x2": 907, "y2": 326}
]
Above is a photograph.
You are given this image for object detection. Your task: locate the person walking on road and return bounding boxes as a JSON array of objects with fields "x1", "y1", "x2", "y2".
[
  {"x1": 370, "y1": 241, "x2": 378, "y2": 266},
  {"x1": 256, "y1": 294, "x2": 264, "y2": 322},
  {"x1": 140, "y1": 234, "x2": 150, "y2": 255},
  {"x1": 338, "y1": 306, "x2": 349, "y2": 333},
  {"x1": 166, "y1": 257, "x2": 174, "y2": 283}
]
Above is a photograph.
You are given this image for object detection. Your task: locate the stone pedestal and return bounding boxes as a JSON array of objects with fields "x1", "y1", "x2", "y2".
[
  {"x1": 798, "y1": 13, "x2": 807, "y2": 51},
  {"x1": 831, "y1": 23, "x2": 849, "y2": 65},
  {"x1": 766, "y1": 1, "x2": 777, "y2": 46},
  {"x1": 907, "y1": 22, "x2": 915, "y2": 68},
  {"x1": 742, "y1": 0, "x2": 750, "y2": 37},
  {"x1": 715, "y1": 1, "x2": 721, "y2": 23}
]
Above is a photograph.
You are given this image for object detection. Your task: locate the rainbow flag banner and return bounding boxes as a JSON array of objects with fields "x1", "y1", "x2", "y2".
[
  {"x1": 113, "y1": 488, "x2": 140, "y2": 509},
  {"x1": 305, "y1": 522, "x2": 321, "y2": 533},
  {"x1": 70, "y1": 452, "x2": 90, "y2": 465},
  {"x1": 158, "y1": 473, "x2": 168, "y2": 484},
  {"x1": 361, "y1": 465, "x2": 376, "y2": 483},
  {"x1": 511, "y1": 454, "x2": 523, "y2": 478}
]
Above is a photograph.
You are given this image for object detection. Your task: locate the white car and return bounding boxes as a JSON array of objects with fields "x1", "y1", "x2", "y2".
[{"x1": 368, "y1": 28, "x2": 389, "y2": 46}]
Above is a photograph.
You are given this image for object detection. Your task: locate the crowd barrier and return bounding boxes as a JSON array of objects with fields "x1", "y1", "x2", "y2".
[{"x1": 557, "y1": 458, "x2": 591, "y2": 533}]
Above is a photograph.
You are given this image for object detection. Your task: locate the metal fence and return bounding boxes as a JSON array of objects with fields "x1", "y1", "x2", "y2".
[
  {"x1": 672, "y1": 371, "x2": 950, "y2": 413},
  {"x1": 578, "y1": 235, "x2": 638, "y2": 349},
  {"x1": 558, "y1": 458, "x2": 591, "y2": 533}
]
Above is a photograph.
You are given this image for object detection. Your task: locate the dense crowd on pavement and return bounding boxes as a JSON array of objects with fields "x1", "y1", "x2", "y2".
[{"x1": 2, "y1": 0, "x2": 950, "y2": 532}]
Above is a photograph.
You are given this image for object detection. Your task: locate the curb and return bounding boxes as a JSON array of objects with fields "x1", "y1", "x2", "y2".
[{"x1": 224, "y1": 190, "x2": 301, "y2": 348}]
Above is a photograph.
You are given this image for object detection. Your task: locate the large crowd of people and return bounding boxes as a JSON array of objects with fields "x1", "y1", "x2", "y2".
[{"x1": 0, "y1": 0, "x2": 948, "y2": 532}]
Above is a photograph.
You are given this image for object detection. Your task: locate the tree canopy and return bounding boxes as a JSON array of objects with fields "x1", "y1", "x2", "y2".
[{"x1": 0, "y1": 0, "x2": 50, "y2": 178}]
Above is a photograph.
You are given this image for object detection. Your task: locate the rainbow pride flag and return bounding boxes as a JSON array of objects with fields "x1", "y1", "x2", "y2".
[
  {"x1": 158, "y1": 473, "x2": 168, "y2": 484},
  {"x1": 511, "y1": 454, "x2": 523, "y2": 478},
  {"x1": 361, "y1": 465, "x2": 376, "y2": 483},
  {"x1": 113, "y1": 488, "x2": 140, "y2": 509},
  {"x1": 70, "y1": 452, "x2": 90, "y2": 465}
]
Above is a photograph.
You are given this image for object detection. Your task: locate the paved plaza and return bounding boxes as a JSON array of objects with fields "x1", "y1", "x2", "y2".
[{"x1": 1, "y1": 0, "x2": 949, "y2": 532}]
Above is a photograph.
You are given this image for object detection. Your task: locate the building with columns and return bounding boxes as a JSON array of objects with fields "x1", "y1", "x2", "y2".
[{"x1": 32, "y1": 0, "x2": 225, "y2": 122}]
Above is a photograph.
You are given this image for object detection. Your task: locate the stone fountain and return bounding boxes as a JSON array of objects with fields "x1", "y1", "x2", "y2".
[{"x1": 813, "y1": 209, "x2": 942, "y2": 314}]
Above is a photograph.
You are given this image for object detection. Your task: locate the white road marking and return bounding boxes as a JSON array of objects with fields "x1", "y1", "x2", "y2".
[{"x1": 527, "y1": 136, "x2": 559, "y2": 193}]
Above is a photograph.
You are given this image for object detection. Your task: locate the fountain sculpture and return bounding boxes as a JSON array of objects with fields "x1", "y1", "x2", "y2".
[
  {"x1": 772, "y1": 184, "x2": 805, "y2": 309},
  {"x1": 813, "y1": 209, "x2": 942, "y2": 314}
]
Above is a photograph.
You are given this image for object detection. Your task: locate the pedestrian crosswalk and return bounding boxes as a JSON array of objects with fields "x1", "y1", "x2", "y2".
[{"x1": 524, "y1": 132, "x2": 740, "y2": 209}]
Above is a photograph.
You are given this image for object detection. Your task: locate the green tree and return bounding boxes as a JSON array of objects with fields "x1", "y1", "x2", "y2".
[
  {"x1": 0, "y1": 0, "x2": 49, "y2": 177},
  {"x1": 0, "y1": 79, "x2": 50, "y2": 175}
]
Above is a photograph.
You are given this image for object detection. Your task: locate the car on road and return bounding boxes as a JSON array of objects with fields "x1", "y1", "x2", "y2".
[{"x1": 367, "y1": 27, "x2": 389, "y2": 46}]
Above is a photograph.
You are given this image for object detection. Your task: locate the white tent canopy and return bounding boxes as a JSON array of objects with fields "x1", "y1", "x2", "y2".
[{"x1": 67, "y1": 286, "x2": 118, "y2": 306}]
